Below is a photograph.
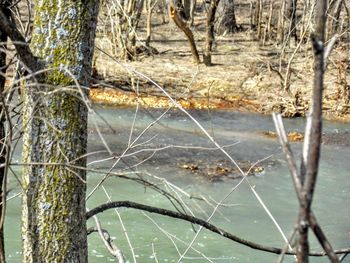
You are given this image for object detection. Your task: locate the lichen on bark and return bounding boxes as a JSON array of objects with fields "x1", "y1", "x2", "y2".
[{"x1": 21, "y1": 0, "x2": 99, "y2": 262}]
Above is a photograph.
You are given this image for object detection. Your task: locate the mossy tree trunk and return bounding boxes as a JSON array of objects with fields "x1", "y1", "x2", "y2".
[{"x1": 21, "y1": 0, "x2": 99, "y2": 262}]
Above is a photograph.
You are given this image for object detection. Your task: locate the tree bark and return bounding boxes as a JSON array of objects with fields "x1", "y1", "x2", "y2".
[
  {"x1": 145, "y1": 0, "x2": 153, "y2": 47},
  {"x1": 277, "y1": 0, "x2": 286, "y2": 43},
  {"x1": 182, "y1": 0, "x2": 191, "y2": 20},
  {"x1": 20, "y1": 0, "x2": 99, "y2": 262},
  {"x1": 0, "y1": 53, "x2": 5, "y2": 263}
]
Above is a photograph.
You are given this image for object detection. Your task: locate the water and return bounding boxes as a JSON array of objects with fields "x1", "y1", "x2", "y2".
[{"x1": 4, "y1": 106, "x2": 350, "y2": 262}]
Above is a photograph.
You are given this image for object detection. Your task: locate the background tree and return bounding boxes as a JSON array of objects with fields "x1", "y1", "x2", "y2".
[
  {"x1": 253, "y1": 0, "x2": 263, "y2": 37},
  {"x1": 215, "y1": 0, "x2": 237, "y2": 35},
  {"x1": 169, "y1": 0, "x2": 200, "y2": 63},
  {"x1": 100, "y1": 0, "x2": 144, "y2": 60},
  {"x1": 277, "y1": 0, "x2": 298, "y2": 44},
  {"x1": 327, "y1": 0, "x2": 345, "y2": 38},
  {"x1": 203, "y1": 0, "x2": 220, "y2": 66},
  {"x1": 181, "y1": 0, "x2": 196, "y2": 25}
]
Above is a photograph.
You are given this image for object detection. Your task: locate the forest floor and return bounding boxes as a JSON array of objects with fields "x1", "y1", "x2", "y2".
[{"x1": 91, "y1": 8, "x2": 350, "y2": 122}]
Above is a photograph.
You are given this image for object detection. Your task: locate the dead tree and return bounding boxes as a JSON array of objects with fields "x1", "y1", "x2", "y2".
[{"x1": 297, "y1": 2, "x2": 328, "y2": 259}]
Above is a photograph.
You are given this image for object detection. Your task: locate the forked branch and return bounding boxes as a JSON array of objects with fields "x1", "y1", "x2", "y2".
[{"x1": 273, "y1": 113, "x2": 339, "y2": 262}]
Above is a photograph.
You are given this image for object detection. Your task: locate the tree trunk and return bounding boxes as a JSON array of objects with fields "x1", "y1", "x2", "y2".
[
  {"x1": 297, "y1": 0, "x2": 327, "y2": 261},
  {"x1": 145, "y1": 0, "x2": 153, "y2": 47},
  {"x1": 169, "y1": 5, "x2": 200, "y2": 63},
  {"x1": 285, "y1": 0, "x2": 298, "y2": 44},
  {"x1": 182, "y1": 0, "x2": 191, "y2": 20},
  {"x1": 277, "y1": 0, "x2": 298, "y2": 45},
  {"x1": 0, "y1": 66, "x2": 5, "y2": 263},
  {"x1": 21, "y1": 0, "x2": 99, "y2": 262},
  {"x1": 277, "y1": 0, "x2": 286, "y2": 43},
  {"x1": 327, "y1": 0, "x2": 344, "y2": 38},
  {"x1": 203, "y1": 0, "x2": 220, "y2": 66},
  {"x1": 112, "y1": 0, "x2": 144, "y2": 60},
  {"x1": 255, "y1": 0, "x2": 262, "y2": 38},
  {"x1": 0, "y1": 1, "x2": 10, "y2": 262},
  {"x1": 215, "y1": 0, "x2": 237, "y2": 35}
]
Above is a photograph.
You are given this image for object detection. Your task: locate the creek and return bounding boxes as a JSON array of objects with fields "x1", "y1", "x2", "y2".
[{"x1": 4, "y1": 106, "x2": 350, "y2": 262}]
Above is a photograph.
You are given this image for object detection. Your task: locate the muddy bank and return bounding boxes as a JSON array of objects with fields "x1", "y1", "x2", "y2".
[
  {"x1": 90, "y1": 85, "x2": 350, "y2": 122},
  {"x1": 90, "y1": 87, "x2": 260, "y2": 111}
]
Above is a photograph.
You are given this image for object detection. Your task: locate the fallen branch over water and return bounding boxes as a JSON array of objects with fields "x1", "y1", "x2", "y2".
[{"x1": 86, "y1": 201, "x2": 350, "y2": 257}]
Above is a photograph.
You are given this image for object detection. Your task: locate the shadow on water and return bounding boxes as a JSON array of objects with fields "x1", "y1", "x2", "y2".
[{"x1": 5, "y1": 106, "x2": 350, "y2": 262}]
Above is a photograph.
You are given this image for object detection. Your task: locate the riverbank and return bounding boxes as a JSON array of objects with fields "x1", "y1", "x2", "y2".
[{"x1": 91, "y1": 11, "x2": 349, "y2": 122}]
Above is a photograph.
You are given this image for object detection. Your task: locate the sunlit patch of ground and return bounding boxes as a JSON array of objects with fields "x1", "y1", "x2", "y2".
[{"x1": 90, "y1": 87, "x2": 260, "y2": 111}]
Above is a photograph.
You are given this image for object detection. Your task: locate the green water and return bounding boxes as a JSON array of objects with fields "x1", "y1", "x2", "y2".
[{"x1": 4, "y1": 107, "x2": 350, "y2": 262}]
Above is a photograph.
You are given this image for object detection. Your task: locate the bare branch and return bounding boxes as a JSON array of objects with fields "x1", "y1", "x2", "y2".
[
  {"x1": 0, "y1": 9, "x2": 40, "y2": 72},
  {"x1": 296, "y1": 1, "x2": 328, "y2": 261},
  {"x1": 273, "y1": 113, "x2": 340, "y2": 262},
  {"x1": 92, "y1": 215, "x2": 125, "y2": 263},
  {"x1": 86, "y1": 201, "x2": 350, "y2": 257},
  {"x1": 323, "y1": 34, "x2": 338, "y2": 71}
]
